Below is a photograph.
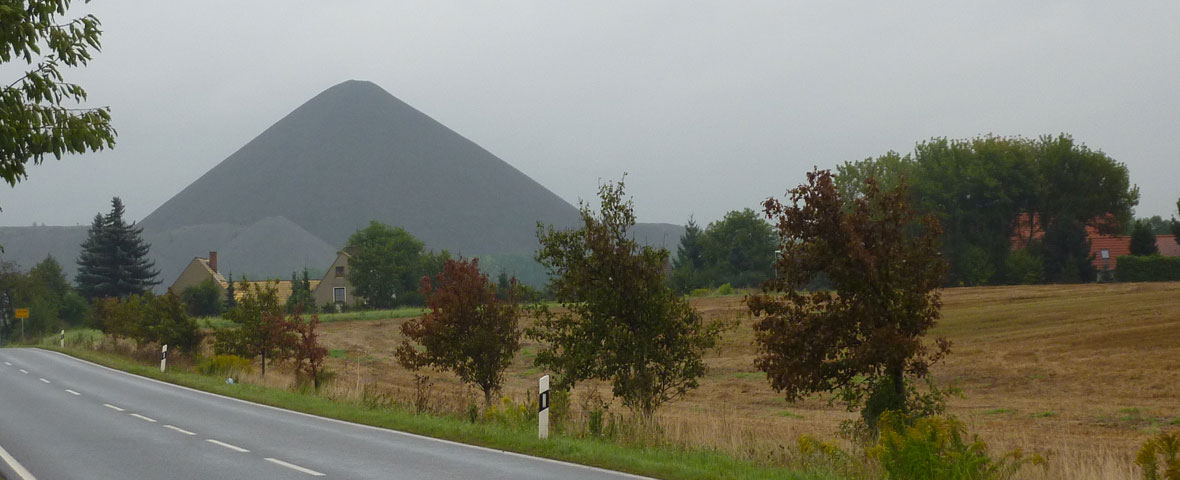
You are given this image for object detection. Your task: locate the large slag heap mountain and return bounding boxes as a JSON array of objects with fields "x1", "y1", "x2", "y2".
[{"x1": 0, "y1": 80, "x2": 682, "y2": 287}]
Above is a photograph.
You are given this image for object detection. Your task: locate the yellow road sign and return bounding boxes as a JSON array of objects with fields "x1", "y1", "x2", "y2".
[{"x1": 14, "y1": 308, "x2": 29, "y2": 319}]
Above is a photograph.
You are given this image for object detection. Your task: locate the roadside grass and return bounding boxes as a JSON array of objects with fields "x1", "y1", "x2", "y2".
[{"x1": 36, "y1": 344, "x2": 836, "y2": 480}]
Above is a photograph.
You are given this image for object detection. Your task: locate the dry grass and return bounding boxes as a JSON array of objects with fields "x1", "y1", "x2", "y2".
[{"x1": 300, "y1": 282, "x2": 1180, "y2": 479}]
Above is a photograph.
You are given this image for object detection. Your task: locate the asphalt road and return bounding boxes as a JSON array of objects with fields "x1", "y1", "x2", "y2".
[{"x1": 0, "y1": 348, "x2": 648, "y2": 480}]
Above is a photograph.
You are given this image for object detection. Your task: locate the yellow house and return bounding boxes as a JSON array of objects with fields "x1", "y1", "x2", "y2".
[
  {"x1": 168, "y1": 251, "x2": 325, "y2": 306},
  {"x1": 311, "y1": 251, "x2": 363, "y2": 308},
  {"x1": 169, "y1": 251, "x2": 228, "y2": 297}
]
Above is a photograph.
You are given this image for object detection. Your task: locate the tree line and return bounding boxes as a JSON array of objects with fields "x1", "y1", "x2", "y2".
[{"x1": 835, "y1": 135, "x2": 1139, "y2": 285}]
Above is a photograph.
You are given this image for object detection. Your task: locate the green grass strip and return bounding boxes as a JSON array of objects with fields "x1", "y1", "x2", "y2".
[{"x1": 34, "y1": 346, "x2": 832, "y2": 480}]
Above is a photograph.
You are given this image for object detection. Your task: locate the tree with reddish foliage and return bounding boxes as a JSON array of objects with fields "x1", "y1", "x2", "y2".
[
  {"x1": 747, "y1": 169, "x2": 950, "y2": 427},
  {"x1": 290, "y1": 308, "x2": 328, "y2": 390},
  {"x1": 214, "y1": 281, "x2": 295, "y2": 376},
  {"x1": 396, "y1": 257, "x2": 521, "y2": 407}
]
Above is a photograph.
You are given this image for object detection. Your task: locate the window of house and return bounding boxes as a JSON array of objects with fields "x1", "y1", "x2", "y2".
[
  {"x1": 333, "y1": 287, "x2": 346, "y2": 303},
  {"x1": 1101, "y1": 249, "x2": 1110, "y2": 259},
  {"x1": 335, "y1": 266, "x2": 345, "y2": 277}
]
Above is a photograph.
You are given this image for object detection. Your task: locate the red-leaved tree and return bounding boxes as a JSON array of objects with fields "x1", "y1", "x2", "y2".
[
  {"x1": 748, "y1": 169, "x2": 949, "y2": 427},
  {"x1": 396, "y1": 258, "x2": 522, "y2": 407},
  {"x1": 290, "y1": 308, "x2": 328, "y2": 390}
]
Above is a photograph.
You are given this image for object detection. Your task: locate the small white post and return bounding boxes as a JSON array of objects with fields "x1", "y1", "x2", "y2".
[
  {"x1": 160, "y1": 344, "x2": 168, "y2": 372},
  {"x1": 538, "y1": 375, "x2": 550, "y2": 439},
  {"x1": 60, "y1": 329, "x2": 65, "y2": 348}
]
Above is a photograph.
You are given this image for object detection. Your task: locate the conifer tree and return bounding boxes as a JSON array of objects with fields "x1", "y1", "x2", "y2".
[
  {"x1": 225, "y1": 274, "x2": 237, "y2": 309},
  {"x1": 75, "y1": 197, "x2": 159, "y2": 299}
]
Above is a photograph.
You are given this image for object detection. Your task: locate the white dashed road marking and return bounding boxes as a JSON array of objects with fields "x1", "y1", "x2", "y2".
[
  {"x1": 129, "y1": 413, "x2": 157, "y2": 423},
  {"x1": 103, "y1": 403, "x2": 124, "y2": 412},
  {"x1": 65, "y1": 389, "x2": 80, "y2": 396},
  {"x1": 18, "y1": 369, "x2": 28, "y2": 374},
  {"x1": 206, "y1": 439, "x2": 249, "y2": 453},
  {"x1": 39, "y1": 378, "x2": 50, "y2": 384},
  {"x1": 3, "y1": 361, "x2": 11, "y2": 366},
  {"x1": 265, "y1": 458, "x2": 325, "y2": 476},
  {"x1": 163, "y1": 425, "x2": 195, "y2": 435}
]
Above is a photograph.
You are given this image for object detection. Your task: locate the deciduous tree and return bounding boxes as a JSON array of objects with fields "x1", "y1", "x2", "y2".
[
  {"x1": 397, "y1": 257, "x2": 521, "y2": 407},
  {"x1": 346, "y1": 221, "x2": 448, "y2": 308},
  {"x1": 748, "y1": 169, "x2": 949, "y2": 426},
  {"x1": 215, "y1": 281, "x2": 294, "y2": 376},
  {"x1": 0, "y1": 0, "x2": 116, "y2": 198},
  {"x1": 529, "y1": 179, "x2": 725, "y2": 419},
  {"x1": 290, "y1": 308, "x2": 328, "y2": 389}
]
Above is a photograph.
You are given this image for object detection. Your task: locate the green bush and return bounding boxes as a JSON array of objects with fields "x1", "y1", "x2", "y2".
[
  {"x1": 688, "y1": 288, "x2": 712, "y2": 297},
  {"x1": 197, "y1": 354, "x2": 253, "y2": 377},
  {"x1": 1117, "y1": 255, "x2": 1180, "y2": 282},
  {"x1": 180, "y1": 279, "x2": 224, "y2": 317},
  {"x1": 716, "y1": 283, "x2": 735, "y2": 295},
  {"x1": 872, "y1": 411, "x2": 1041, "y2": 480},
  {"x1": 1005, "y1": 249, "x2": 1043, "y2": 285}
]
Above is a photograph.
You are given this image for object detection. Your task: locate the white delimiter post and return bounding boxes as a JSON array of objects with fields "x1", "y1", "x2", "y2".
[
  {"x1": 160, "y1": 344, "x2": 168, "y2": 372},
  {"x1": 60, "y1": 329, "x2": 65, "y2": 348},
  {"x1": 538, "y1": 375, "x2": 550, "y2": 439}
]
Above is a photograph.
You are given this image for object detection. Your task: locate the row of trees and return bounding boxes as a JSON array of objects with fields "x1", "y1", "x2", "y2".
[
  {"x1": 0, "y1": 256, "x2": 88, "y2": 341},
  {"x1": 401, "y1": 173, "x2": 950, "y2": 429},
  {"x1": 836, "y1": 135, "x2": 1139, "y2": 285},
  {"x1": 394, "y1": 180, "x2": 725, "y2": 417}
]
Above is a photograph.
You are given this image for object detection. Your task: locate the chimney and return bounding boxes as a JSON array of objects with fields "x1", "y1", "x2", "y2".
[{"x1": 209, "y1": 251, "x2": 218, "y2": 273}]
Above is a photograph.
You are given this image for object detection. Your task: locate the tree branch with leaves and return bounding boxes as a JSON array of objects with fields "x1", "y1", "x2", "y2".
[{"x1": 1, "y1": 0, "x2": 116, "y2": 192}]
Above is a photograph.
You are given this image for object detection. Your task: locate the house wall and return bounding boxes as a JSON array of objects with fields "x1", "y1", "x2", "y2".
[
  {"x1": 312, "y1": 253, "x2": 361, "y2": 307},
  {"x1": 169, "y1": 258, "x2": 227, "y2": 297}
]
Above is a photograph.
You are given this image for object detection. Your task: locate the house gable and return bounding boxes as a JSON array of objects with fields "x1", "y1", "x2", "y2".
[{"x1": 312, "y1": 251, "x2": 362, "y2": 307}]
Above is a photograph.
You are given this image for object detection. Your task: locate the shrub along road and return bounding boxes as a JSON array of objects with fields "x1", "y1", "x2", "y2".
[{"x1": 0, "y1": 348, "x2": 649, "y2": 480}]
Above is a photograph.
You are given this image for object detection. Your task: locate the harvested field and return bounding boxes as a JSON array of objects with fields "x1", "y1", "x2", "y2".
[{"x1": 311, "y1": 282, "x2": 1180, "y2": 479}]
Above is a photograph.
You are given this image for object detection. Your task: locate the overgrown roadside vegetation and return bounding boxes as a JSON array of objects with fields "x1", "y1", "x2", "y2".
[{"x1": 32, "y1": 341, "x2": 825, "y2": 480}]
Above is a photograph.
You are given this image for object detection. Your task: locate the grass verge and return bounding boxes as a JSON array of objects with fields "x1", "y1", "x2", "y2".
[{"x1": 36, "y1": 346, "x2": 832, "y2": 480}]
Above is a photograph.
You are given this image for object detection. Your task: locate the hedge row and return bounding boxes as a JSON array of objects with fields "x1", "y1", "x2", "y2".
[{"x1": 1116, "y1": 255, "x2": 1180, "y2": 282}]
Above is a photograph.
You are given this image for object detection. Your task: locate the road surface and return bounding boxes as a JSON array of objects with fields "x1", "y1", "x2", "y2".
[{"x1": 0, "y1": 348, "x2": 647, "y2": 480}]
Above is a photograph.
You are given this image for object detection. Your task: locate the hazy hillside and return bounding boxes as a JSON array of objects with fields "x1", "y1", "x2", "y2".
[
  {"x1": 0, "y1": 80, "x2": 683, "y2": 288},
  {"x1": 139, "y1": 80, "x2": 582, "y2": 255}
]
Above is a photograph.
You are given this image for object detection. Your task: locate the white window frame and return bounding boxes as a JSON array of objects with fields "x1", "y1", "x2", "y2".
[{"x1": 1100, "y1": 249, "x2": 1110, "y2": 259}]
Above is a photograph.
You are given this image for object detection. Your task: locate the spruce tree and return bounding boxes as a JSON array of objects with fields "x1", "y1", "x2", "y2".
[
  {"x1": 74, "y1": 214, "x2": 107, "y2": 299},
  {"x1": 75, "y1": 197, "x2": 160, "y2": 299},
  {"x1": 225, "y1": 274, "x2": 237, "y2": 309}
]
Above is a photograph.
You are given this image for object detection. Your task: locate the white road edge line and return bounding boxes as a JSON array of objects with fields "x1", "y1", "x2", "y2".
[
  {"x1": 0, "y1": 441, "x2": 38, "y2": 480},
  {"x1": 163, "y1": 425, "x2": 195, "y2": 436},
  {"x1": 206, "y1": 439, "x2": 249, "y2": 453},
  {"x1": 265, "y1": 458, "x2": 325, "y2": 476},
  {"x1": 129, "y1": 413, "x2": 157, "y2": 423},
  {"x1": 103, "y1": 403, "x2": 124, "y2": 412},
  {"x1": 39, "y1": 348, "x2": 653, "y2": 480},
  {"x1": 65, "y1": 389, "x2": 80, "y2": 396},
  {"x1": 38, "y1": 378, "x2": 50, "y2": 384},
  {"x1": 18, "y1": 369, "x2": 27, "y2": 374}
]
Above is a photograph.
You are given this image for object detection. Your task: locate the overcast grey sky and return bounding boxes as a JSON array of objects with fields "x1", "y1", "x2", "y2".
[{"x1": 2, "y1": 1, "x2": 1178, "y2": 227}]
